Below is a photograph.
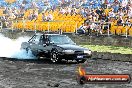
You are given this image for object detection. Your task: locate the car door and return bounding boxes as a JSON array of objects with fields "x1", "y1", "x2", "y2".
[
  {"x1": 37, "y1": 35, "x2": 53, "y2": 58},
  {"x1": 39, "y1": 35, "x2": 52, "y2": 53},
  {"x1": 37, "y1": 35, "x2": 48, "y2": 52},
  {"x1": 31, "y1": 35, "x2": 51, "y2": 55}
]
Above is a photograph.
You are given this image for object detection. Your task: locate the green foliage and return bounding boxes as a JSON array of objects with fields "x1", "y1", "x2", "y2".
[{"x1": 82, "y1": 45, "x2": 132, "y2": 54}]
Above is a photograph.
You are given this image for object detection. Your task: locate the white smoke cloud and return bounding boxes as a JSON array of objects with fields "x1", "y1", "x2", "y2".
[{"x1": 0, "y1": 33, "x2": 36, "y2": 59}]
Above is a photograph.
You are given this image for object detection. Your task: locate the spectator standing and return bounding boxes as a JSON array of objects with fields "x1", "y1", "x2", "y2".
[
  {"x1": 77, "y1": 23, "x2": 86, "y2": 34},
  {"x1": 128, "y1": 8, "x2": 132, "y2": 17},
  {"x1": 122, "y1": 0, "x2": 128, "y2": 11},
  {"x1": 96, "y1": 8, "x2": 104, "y2": 20},
  {"x1": 19, "y1": 9, "x2": 25, "y2": 18},
  {"x1": 42, "y1": 12, "x2": 46, "y2": 21},
  {"x1": 46, "y1": 12, "x2": 53, "y2": 21},
  {"x1": 59, "y1": 7, "x2": 66, "y2": 14},
  {"x1": 109, "y1": 9, "x2": 116, "y2": 18},
  {"x1": 86, "y1": 23, "x2": 92, "y2": 36},
  {"x1": 31, "y1": 1, "x2": 39, "y2": 9},
  {"x1": 112, "y1": 2, "x2": 119, "y2": 13},
  {"x1": 103, "y1": 13, "x2": 109, "y2": 22},
  {"x1": 29, "y1": 10, "x2": 38, "y2": 21},
  {"x1": 117, "y1": 17, "x2": 124, "y2": 26}
]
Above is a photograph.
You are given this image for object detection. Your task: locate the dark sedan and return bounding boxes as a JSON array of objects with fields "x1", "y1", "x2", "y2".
[{"x1": 21, "y1": 33, "x2": 92, "y2": 63}]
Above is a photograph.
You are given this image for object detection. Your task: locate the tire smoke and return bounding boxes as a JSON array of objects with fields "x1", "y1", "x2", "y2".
[{"x1": 0, "y1": 33, "x2": 36, "y2": 59}]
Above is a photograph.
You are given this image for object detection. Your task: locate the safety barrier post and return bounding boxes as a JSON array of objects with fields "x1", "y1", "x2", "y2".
[
  {"x1": 75, "y1": 22, "x2": 78, "y2": 34},
  {"x1": 11, "y1": 20, "x2": 13, "y2": 31},
  {"x1": 107, "y1": 23, "x2": 110, "y2": 37},
  {"x1": 59, "y1": 29, "x2": 62, "y2": 35},
  {"x1": 22, "y1": 18, "x2": 25, "y2": 32},
  {"x1": 15, "y1": 20, "x2": 17, "y2": 30},
  {"x1": 126, "y1": 28, "x2": 128, "y2": 38},
  {"x1": 0, "y1": 21, "x2": 2, "y2": 32},
  {"x1": 34, "y1": 21, "x2": 36, "y2": 33},
  {"x1": 48, "y1": 22, "x2": 50, "y2": 33}
]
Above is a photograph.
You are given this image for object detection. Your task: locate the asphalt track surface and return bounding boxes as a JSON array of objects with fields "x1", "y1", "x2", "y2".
[{"x1": 0, "y1": 57, "x2": 131, "y2": 88}]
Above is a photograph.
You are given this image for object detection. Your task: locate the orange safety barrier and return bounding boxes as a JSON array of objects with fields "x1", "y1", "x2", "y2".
[
  {"x1": 128, "y1": 27, "x2": 132, "y2": 36},
  {"x1": 116, "y1": 26, "x2": 123, "y2": 35},
  {"x1": 122, "y1": 26, "x2": 130, "y2": 35},
  {"x1": 110, "y1": 26, "x2": 117, "y2": 35},
  {"x1": 11, "y1": 8, "x2": 85, "y2": 33}
]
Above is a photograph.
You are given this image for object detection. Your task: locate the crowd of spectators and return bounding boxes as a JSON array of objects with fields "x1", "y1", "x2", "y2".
[
  {"x1": 0, "y1": 0, "x2": 131, "y2": 34},
  {"x1": 76, "y1": 0, "x2": 132, "y2": 35}
]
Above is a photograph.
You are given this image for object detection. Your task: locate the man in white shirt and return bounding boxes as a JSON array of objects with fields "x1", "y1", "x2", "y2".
[
  {"x1": 128, "y1": 8, "x2": 132, "y2": 17},
  {"x1": 47, "y1": 12, "x2": 53, "y2": 21},
  {"x1": 109, "y1": 9, "x2": 115, "y2": 18}
]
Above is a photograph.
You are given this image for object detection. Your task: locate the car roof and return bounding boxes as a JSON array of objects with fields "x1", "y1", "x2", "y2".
[
  {"x1": 45, "y1": 34, "x2": 61, "y2": 36},
  {"x1": 35, "y1": 33, "x2": 64, "y2": 36}
]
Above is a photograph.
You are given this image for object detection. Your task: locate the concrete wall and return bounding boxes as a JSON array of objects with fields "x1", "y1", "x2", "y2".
[{"x1": 71, "y1": 35, "x2": 132, "y2": 47}]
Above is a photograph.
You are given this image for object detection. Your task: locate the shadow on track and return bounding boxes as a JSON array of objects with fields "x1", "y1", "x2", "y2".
[{"x1": 0, "y1": 57, "x2": 79, "y2": 65}]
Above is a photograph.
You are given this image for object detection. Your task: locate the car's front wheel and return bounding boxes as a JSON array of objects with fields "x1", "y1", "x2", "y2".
[{"x1": 50, "y1": 50, "x2": 61, "y2": 63}]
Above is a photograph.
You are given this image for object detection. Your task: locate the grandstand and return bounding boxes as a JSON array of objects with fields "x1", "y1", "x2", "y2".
[
  {"x1": 0, "y1": 0, "x2": 132, "y2": 37},
  {"x1": 0, "y1": 0, "x2": 124, "y2": 8}
]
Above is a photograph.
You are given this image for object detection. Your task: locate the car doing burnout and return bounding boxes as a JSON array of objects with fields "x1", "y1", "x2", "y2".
[{"x1": 21, "y1": 33, "x2": 92, "y2": 63}]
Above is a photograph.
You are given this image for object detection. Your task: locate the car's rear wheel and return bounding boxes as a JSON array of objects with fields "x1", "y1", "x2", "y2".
[
  {"x1": 25, "y1": 47, "x2": 34, "y2": 56},
  {"x1": 25, "y1": 47, "x2": 39, "y2": 59},
  {"x1": 26, "y1": 47, "x2": 30, "y2": 54},
  {"x1": 76, "y1": 59, "x2": 87, "y2": 63},
  {"x1": 50, "y1": 50, "x2": 61, "y2": 63}
]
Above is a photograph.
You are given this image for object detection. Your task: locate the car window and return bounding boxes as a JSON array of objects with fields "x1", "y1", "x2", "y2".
[
  {"x1": 29, "y1": 35, "x2": 41, "y2": 44},
  {"x1": 33, "y1": 35, "x2": 41, "y2": 44},
  {"x1": 39, "y1": 35, "x2": 47, "y2": 44},
  {"x1": 28, "y1": 35, "x2": 36, "y2": 43},
  {"x1": 49, "y1": 35, "x2": 75, "y2": 44}
]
